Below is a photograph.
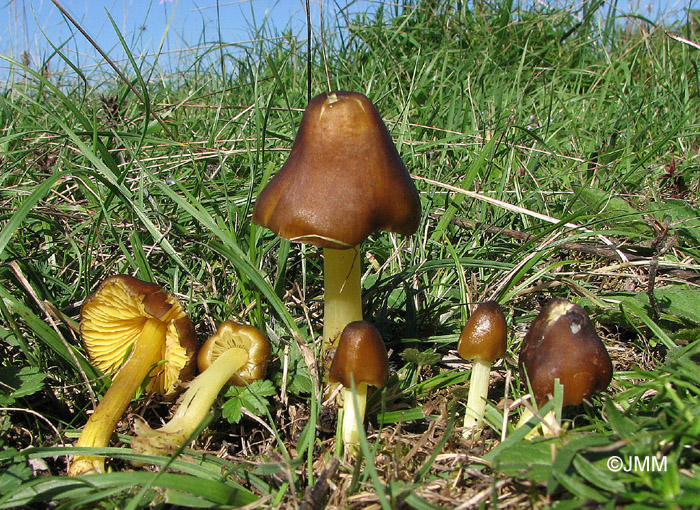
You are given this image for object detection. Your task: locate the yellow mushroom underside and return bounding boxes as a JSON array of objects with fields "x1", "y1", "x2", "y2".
[
  {"x1": 80, "y1": 282, "x2": 190, "y2": 395},
  {"x1": 69, "y1": 280, "x2": 191, "y2": 476}
]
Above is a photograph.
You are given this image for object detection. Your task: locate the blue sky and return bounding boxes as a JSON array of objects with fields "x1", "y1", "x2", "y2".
[
  {"x1": 1, "y1": 0, "x2": 697, "y2": 80},
  {"x1": 1, "y1": 0, "x2": 377, "y2": 77}
]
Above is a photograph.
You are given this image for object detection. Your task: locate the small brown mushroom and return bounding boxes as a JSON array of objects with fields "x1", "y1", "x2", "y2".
[
  {"x1": 517, "y1": 298, "x2": 613, "y2": 435},
  {"x1": 132, "y1": 321, "x2": 271, "y2": 457},
  {"x1": 69, "y1": 275, "x2": 197, "y2": 476},
  {"x1": 328, "y1": 321, "x2": 389, "y2": 451},
  {"x1": 457, "y1": 301, "x2": 507, "y2": 432},
  {"x1": 252, "y1": 91, "x2": 421, "y2": 366}
]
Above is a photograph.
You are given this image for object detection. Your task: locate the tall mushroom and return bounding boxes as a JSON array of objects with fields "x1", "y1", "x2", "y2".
[
  {"x1": 252, "y1": 91, "x2": 421, "y2": 370},
  {"x1": 131, "y1": 321, "x2": 271, "y2": 457},
  {"x1": 69, "y1": 275, "x2": 197, "y2": 476},
  {"x1": 517, "y1": 298, "x2": 613, "y2": 436},
  {"x1": 328, "y1": 321, "x2": 389, "y2": 452},
  {"x1": 457, "y1": 301, "x2": 507, "y2": 434}
]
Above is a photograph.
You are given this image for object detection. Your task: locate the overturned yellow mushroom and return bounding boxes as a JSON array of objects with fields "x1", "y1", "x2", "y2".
[
  {"x1": 69, "y1": 275, "x2": 197, "y2": 476},
  {"x1": 131, "y1": 321, "x2": 271, "y2": 457}
]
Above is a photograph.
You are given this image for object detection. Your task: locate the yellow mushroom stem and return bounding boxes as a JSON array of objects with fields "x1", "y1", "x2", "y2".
[
  {"x1": 515, "y1": 407, "x2": 559, "y2": 439},
  {"x1": 131, "y1": 347, "x2": 249, "y2": 457},
  {"x1": 515, "y1": 406, "x2": 534, "y2": 429},
  {"x1": 340, "y1": 382, "x2": 368, "y2": 451},
  {"x1": 463, "y1": 359, "x2": 492, "y2": 433},
  {"x1": 322, "y1": 247, "x2": 363, "y2": 364},
  {"x1": 69, "y1": 316, "x2": 168, "y2": 476}
]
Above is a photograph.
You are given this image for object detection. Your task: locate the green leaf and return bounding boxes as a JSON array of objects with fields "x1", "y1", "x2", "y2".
[
  {"x1": 650, "y1": 199, "x2": 700, "y2": 245},
  {"x1": 273, "y1": 344, "x2": 312, "y2": 396},
  {"x1": 0, "y1": 284, "x2": 95, "y2": 376},
  {"x1": 636, "y1": 285, "x2": 700, "y2": 326},
  {"x1": 239, "y1": 381, "x2": 275, "y2": 415},
  {"x1": 0, "y1": 366, "x2": 46, "y2": 405},
  {"x1": 484, "y1": 399, "x2": 556, "y2": 465},
  {"x1": 223, "y1": 379, "x2": 276, "y2": 400},
  {"x1": 0, "y1": 171, "x2": 67, "y2": 259},
  {"x1": 221, "y1": 398, "x2": 244, "y2": 424},
  {"x1": 547, "y1": 434, "x2": 612, "y2": 494},
  {"x1": 378, "y1": 407, "x2": 426, "y2": 425},
  {"x1": 0, "y1": 472, "x2": 257, "y2": 509},
  {"x1": 572, "y1": 185, "x2": 649, "y2": 234},
  {"x1": 400, "y1": 348, "x2": 442, "y2": 366},
  {"x1": 617, "y1": 297, "x2": 677, "y2": 349},
  {"x1": 491, "y1": 439, "x2": 554, "y2": 482},
  {"x1": 573, "y1": 454, "x2": 626, "y2": 493},
  {"x1": 222, "y1": 379, "x2": 276, "y2": 424},
  {"x1": 552, "y1": 469, "x2": 606, "y2": 503},
  {"x1": 604, "y1": 398, "x2": 639, "y2": 438},
  {"x1": 288, "y1": 371, "x2": 312, "y2": 395},
  {"x1": 0, "y1": 459, "x2": 32, "y2": 494}
]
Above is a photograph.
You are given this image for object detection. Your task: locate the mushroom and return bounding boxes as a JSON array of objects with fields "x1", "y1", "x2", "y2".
[
  {"x1": 252, "y1": 91, "x2": 421, "y2": 370},
  {"x1": 517, "y1": 298, "x2": 613, "y2": 436},
  {"x1": 328, "y1": 321, "x2": 389, "y2": 452},
  {"x1": 457, "y1": 301, "x2": 507, "y2": 434},
  {"x1": 131, "y1": 321, "x2": 271, "y2": 457},
  {"x1": 68, "y1": 275, "x2": 197, "y2": 476}
]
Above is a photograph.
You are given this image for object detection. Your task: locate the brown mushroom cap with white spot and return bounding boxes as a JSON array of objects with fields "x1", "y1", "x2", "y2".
[{"x1": 518, "y1": 298, "x2": 613, "y2": 408}]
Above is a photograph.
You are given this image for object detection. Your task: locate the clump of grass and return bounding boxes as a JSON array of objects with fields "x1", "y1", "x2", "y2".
[{"x1": 1, "y1": 0, "x2": 699, "y2": 508}]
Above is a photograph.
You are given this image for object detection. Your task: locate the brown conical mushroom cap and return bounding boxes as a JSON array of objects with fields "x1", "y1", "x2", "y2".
[
  {"x1": 80, "y1": 274, "x2": 197, "y2": 396},
  {"x1": 518, "y1": 298, "x2": 613, "y2": 407},
  {"x1": 252, "y1": 91, "x2": 421, "y2": 249},
  {"x1": 457, "y1": 301, "x2": 507, "y2": 363},
  {"x1": 197, "y1": 321, "x2": 271, "y2": 386},
  {"x1": 329, "y1": 321, "x2": 389, "y2": 388}
]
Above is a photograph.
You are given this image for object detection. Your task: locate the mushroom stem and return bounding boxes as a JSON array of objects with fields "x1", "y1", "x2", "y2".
[
  {"x1": 515, "y1": 407, "x2": 535, "y2": 429},
  {"x1": 322, "y1": 247, "x2": 363, "y2": 360},
  {"x1": 515, "y1": 407, "x2": 560, "y2": 439},
  {"x1": 541, "y1": 410, "x2": 560, "y2": 436},
  {"x1": 515, "y1": 407, "x2": 541, "y2": 439},
  {"x1": 463, "y1": 359, "x2": 492, "y2": 433},
  {"x1": 69, "y1": 317, "x2": 167, "y2": 476},
  {"x1": 340, "y1": 382, "x2": 368, "y2": 452},
  {"x1": 131, "y1": 347, "x2": 249, "y2": 457}
]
